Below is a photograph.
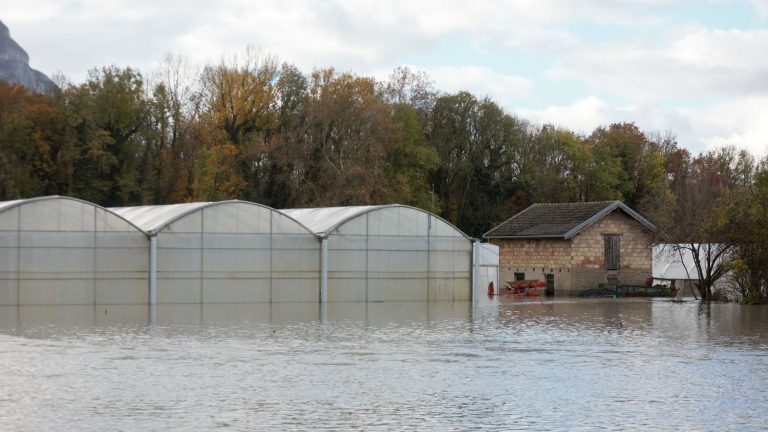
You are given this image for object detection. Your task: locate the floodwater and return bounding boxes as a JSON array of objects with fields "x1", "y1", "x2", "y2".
[{"x1": 0, "y1": 298, "x2": 767, "y2": 431}]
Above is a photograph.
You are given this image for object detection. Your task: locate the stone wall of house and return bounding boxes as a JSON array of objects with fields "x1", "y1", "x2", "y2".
[
  {"x1": 498, "y1": 266, "x2": 572, "y2": 295},
  {"x1": 498, "y1": 239, "x2": 572, "y2": 295},
  {"x1": 570, "y1": 210, "x2": 653, "y2": 291},
  {"x1": 499, "y1": 239, "x2": 571, "y2": 268}
]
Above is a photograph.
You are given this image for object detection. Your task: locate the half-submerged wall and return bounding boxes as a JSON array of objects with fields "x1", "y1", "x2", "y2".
[
  {"x1": 112, "y1": 202, "x2": 319, "y2": 304},
  {"x1": 0, "y1": 197, "x2": 149, "y2": 305}
]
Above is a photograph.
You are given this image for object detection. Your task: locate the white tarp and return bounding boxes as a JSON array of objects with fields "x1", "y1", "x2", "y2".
[{"x1": 652, "y1": 244, "x2": 730, "y2": 280}]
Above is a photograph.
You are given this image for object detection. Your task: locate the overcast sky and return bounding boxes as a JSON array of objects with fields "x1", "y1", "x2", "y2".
[{"x1": 2, "y1": 0, "x2": 767, "y2": 155}]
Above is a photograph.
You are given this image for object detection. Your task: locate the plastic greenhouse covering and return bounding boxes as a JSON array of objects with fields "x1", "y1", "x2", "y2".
[
  {"x1": 0, "y1": 196, "x2": 148, "y2": 305},
  {"x1": 1, "y1": 197, "x2": 475, "y2": 305},
  {"x1": 282, "y1": 205, "x2": 473, "y2": 302}
]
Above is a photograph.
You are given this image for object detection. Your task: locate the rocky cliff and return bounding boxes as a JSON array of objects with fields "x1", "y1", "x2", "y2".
[{"x1": 0, "y1": 20, "x2": 55, "y2": 93}]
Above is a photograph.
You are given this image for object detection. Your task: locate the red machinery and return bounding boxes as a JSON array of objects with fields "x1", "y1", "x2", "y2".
[{"x1": 502, "y1": 280, "x2": 545, "y2": 297}]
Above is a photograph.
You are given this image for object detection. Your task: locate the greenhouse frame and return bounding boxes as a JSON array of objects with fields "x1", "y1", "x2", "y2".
[
  {"x1": 0, "y1": 196, "x2": 149, "y2": 305},
  {"x1": 111, "y1": 201, "x2": 320, "y2": 304},
  {"x1": 1, "y1": 197, "x2": 477, "y2": 305},
  {"x1": 282, "y1": 205, "x2": 474, "y2": 302}
]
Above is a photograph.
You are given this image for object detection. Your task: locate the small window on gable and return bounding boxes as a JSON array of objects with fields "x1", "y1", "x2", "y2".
[{"x1": 604, "y1": 234, "x2": 621, "y2": 270}]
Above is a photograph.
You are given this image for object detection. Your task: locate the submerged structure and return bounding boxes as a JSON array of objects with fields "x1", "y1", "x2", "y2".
[
  {"x1": 0, "y1": 197, "x2": 476, "y2": 305},
  {"x1": 282, "y1": 205, "x2": 473, "y2": 302},
  {"x1": 0, "y1": 196, "x2": 148, "y2": 305},
  {"x1": 111, "y1": 201, "x2": 319, "y2": 304},
  {"x1": 484, "y1": 201, "x2": 655, "y2": 296}
]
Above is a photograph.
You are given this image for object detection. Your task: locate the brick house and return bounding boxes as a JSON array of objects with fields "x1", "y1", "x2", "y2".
[{"x1": 483, "y1": 201, "x2": 656, "y2": 296}]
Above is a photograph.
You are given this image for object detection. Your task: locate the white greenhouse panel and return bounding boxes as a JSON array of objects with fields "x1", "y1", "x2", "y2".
[
  {"x1": 271, "y1": 234, "x2": 318, "y2": 250},
  {"x1": 156, "y1": 279, "x2": 202, "y2": 304},
  {"x1": 328, "y1": 278, "x2": 366, "y2": 302},
  {"x1": 203, "y1": 249, "x2": 271, "y2": 273},
  {"x1": 328, "y1": 250, "x2": 367, "y2": 272},
  {"x1": 19, "y1": 248, "x2": 95, "y2": 274},
  {"x1": 203, "y1": 204, "x2": 272, "y2": 233},
  {"x1": 271, "y1": 279, "x2": 318, "y2": 302},
  {"x1": 202, "y1": 279, "x2": 271, "y2": 303},
  {"x1": 272, "y1": 249, "x2": 319, "y2": 272},
  {"x1": 157, "y1": 249, "x2": 202, "y2": 272},
  {"x1": 95, "y1": 248, "x2": 148, "y2": 273},
  {"x1": 95, "y1": 280, "x2": 148, "y2": 304},
  {"x1": 20, "y1": 200, "x2": 95, "y2": 232},
  {"x1": 329, "y1": 234, "x2": 367, "y2": 251},
  {"x1": 158, "y1": 232, "x2": 202, "y2": 249},
  {"x1": 20, "y1": 232, "x2": 95, "y2": 248},
  {"x1": 368, "y1": 279, "x2": 428, "y2": 302},
  {"x1": 367, "y1": 236, "x2": 428, "y2": 251},
  {"x1": 367, "y1": 207, "x2": 400, "y2": 236},
  {"x1": 202, "y1": 233, "x2": 271, "y2": 250},
  {"x1": 19, "y1": 279, "x2": 94, "y2": 305},
  {"x1": 95, "y1": 232, "x2": 148, "y2": 248},
  {"x1": 0, "y1": 279, "x2": 18, "y2": 305},
  {"x1": 0, "y1": 245, "x2": 17, "y2": 273},
  {"x1": 0, "y1": 207, "x2": 18, "y2": 230},
  {"x1": 368, "y1": 250, "x2": 428, "y2": 273},
  {"x1": 335, "y1": 213, "x2": 367, "y2": 235},
  {"x1": 163, "y1": 211, "x2": 202, "y2": 233},
  {"x1": 95, "y1": 208, "x2": 141, "y2": 232},
  {"x1": 272, "y1": 213, "x2": 314, "y2": 234}
]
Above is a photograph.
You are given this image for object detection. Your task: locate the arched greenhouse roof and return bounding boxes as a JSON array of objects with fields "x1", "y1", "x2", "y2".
[
  {"x1": 110, "y1": 200, "x2": 314, "y2": 235},
  {"x1": 0, "y1": 195, "x2": 145, "y2": 232},
  {"x1": 280, "y1": 204, "x2": 472, "y2": 239}
]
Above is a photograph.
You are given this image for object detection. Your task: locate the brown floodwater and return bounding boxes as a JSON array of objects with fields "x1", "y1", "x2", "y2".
[{"x1": 0, "y1": 297, "x2": 767, "y2": 431}]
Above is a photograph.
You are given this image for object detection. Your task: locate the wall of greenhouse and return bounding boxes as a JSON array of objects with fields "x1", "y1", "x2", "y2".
[
  {"x1": 282, "y1": 205, "x2": 473, "y2": 302},
  {"x1": 475, "y1": 243, "x2": 499, "y2": 295},
  {"x1": 111, "y1": 201, "x2": 320, "y2": 304},
  {"x1": 0, "y1": 197, "x2": 474, "y2": 305},
  {"x1": 0, "y1": 197, "x2": 149, "y2": 305}
]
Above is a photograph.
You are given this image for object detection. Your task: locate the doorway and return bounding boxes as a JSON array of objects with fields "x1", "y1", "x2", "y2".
[{"x1": 545, "y1": 274, "x2": 555, "y2": 297}]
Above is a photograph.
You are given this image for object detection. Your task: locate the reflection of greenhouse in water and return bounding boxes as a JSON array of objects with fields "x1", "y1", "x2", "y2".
[{"x1": 0, "y1": 197, "x2": 482, "y2": 305}]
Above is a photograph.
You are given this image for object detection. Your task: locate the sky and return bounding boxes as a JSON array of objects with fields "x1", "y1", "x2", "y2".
[{"x1": 2, "y1": 0, "x2": 767, "y2": 156}]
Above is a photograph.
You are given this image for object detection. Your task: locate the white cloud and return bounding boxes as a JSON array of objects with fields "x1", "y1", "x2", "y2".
[
  {"x1": 548, "y1": 26, "x2": 768, "y2": 102},
  {"x1": 0, "y1": 0, "x2": 693, "y2": 81},
  {"x1": 424, "y1": 65, "x2": 535, "y2": 104},
  {"x1": 517, "y1": 96, "x2": 768, "y2": 157}
]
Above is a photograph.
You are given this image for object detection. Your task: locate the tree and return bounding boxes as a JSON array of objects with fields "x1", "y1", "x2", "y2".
[
  {"x1": 60, "y1": 66, "x2": 149, "y2": 205},
  {"x1": 664, "y1": 147, "x2": 756, "y2": 300},
  {"x1": 716, "y1": 168, "x2": 768, "y2": 303}
]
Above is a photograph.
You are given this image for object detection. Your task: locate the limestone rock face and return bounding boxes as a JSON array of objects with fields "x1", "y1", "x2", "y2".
[{"x1": 0, "y1": 20, "x2": 55, "y2": 93}]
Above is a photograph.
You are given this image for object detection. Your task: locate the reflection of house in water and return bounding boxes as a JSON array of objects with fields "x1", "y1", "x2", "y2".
[
  {"x1": 493, "y1": 298, "x2": 655, "y2": 330},
  {"x1": 485, "y1": 201, "x2": 656, "y2": 296}
]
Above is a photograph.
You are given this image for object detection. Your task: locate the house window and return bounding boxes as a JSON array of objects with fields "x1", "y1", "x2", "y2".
[
  {"x1": 604, "y1": 234, "x2": 621, "y2": 270},
  {"x1": 514, "y1": 272, "x2": 525, "y2": 281}
]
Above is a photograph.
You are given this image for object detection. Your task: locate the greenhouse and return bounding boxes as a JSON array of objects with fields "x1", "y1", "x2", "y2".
[
  {"x1": 0, "y1": 196, "x2": 149, "y2": 305},
  {"x1": 0, "y1": 197, "x2": 476, "y2": 305},
  {"x1": 111, "y1": 201, "x2": 320, "y2": 304},
  {"x1": 281, "y1": 205, "x2": 474, "y2": 302}
]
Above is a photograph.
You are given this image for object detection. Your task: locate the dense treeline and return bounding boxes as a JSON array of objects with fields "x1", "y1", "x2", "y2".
[{"x1": 0, "y1": 52, "x2": 765, "y2": 302}]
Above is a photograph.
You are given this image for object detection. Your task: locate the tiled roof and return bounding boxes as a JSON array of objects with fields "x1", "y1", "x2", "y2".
[{"x1": 483, "y1": 201, "x2": 655, "y2": 239}]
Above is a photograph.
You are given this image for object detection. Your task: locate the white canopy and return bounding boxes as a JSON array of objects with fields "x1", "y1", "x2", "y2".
[{"x1": 653, "y1": 244, "x2": 702, "y2": 280}]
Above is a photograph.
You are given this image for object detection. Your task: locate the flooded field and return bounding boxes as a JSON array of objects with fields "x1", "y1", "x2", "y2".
[{"x1": 1, "y1": 298, "x2": 767, "y2": 431}]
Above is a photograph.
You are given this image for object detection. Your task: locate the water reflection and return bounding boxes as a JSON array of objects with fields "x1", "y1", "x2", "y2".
[{"x1": 0, "y1": 299, "x2": 766, "y2": 431}]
